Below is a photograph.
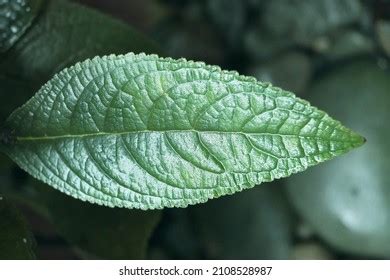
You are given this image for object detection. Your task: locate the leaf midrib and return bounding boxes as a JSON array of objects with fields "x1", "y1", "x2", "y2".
[{"x1": 14, "y1": 129, "x2": 360, "y2": 144}]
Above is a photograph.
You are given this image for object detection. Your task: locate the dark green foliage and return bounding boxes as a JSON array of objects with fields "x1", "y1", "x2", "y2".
[
  {"x1": 191, "y1": 182, "x2": 293, "y2": 259},
  {"x1": 0, "y1": 195, "x2": 36, "y2": 259},
  {"x1": 0, "y1": 0, "x2": 43, "y2": 52},
  {"x1": 36, "y1": 184, "x2": 161, "y2": 259}
]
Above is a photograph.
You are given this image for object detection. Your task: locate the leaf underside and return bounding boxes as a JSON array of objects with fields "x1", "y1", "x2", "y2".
[{"x1": 1, "y1": 53, "x2": 364, "y2": 209}]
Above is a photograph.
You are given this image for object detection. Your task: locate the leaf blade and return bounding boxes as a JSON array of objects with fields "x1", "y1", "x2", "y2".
[{"x1": 1, "y1": 53, "x2": 365, "y2": 209}]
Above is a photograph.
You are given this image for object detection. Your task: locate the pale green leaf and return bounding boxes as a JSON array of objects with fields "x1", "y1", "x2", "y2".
[{"x1": 1, "y1": 53, "x2": 364, "y2": 210}]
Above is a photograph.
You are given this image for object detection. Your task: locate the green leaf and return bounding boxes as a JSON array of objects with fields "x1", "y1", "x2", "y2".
[
  {"x1": 0, "y1": 1, "x2": 164, "y2": 255},
  {"x1": 1, "y1": 53, "x2": 364, "y2": 210},
  {"x1": 0, "y1": 0, "x2": 43, "y2": 52},
  {"x1": 0, "y1": 195, "x2": 36, "y2": 259}
]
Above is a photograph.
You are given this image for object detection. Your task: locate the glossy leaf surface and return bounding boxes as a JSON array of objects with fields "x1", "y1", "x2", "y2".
[{"x1": 1, "y1": 53, "x2": 364, "y2": 209}]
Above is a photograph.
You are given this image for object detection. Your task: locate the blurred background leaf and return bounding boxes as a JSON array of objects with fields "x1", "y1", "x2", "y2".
[
  {"x1": 148, "y1": 208, "x2": 203, "y2": 259},
  {"x1": 37, "y1": 184, "x2": 162, "y2": 259},
  {"x1": 0, "y1": 0, "x2": 44, "y2": 52},
  {"x1": 190, "y1": 182, "x2": 294, "y2": 259},
  {"x1": 376, "y1": 20, "x2": 390, "y2": 56},
  {"x1": 2, "y1": 176, "x2": 162, "y2": 259},
  {"x1": 290, "y1": 242, "x2": 332, "y2": 260},
  {"x1": 261, "y1": 0, "x2": 363, "y2": 47},
  {"x1": 0, "y1": 195, "x2": 36, "y2": 259}
]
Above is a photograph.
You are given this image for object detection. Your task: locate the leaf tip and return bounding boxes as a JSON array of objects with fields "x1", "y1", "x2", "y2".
[{"x1": 350, "y1": 131, "x2": 366, "y2": 149}]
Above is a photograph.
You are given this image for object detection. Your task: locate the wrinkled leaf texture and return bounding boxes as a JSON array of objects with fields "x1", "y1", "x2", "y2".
[{"x1": 1, "y1": 53, "x2": 364, "y2": 210}]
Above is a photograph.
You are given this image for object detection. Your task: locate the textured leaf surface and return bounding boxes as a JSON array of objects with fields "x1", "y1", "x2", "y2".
[
  {"x1": 0, "y1": 0, "x2": 43, "y2": 52},
  {"x1": 0, "y1": 195, "x2": 36, "y2": 259},
  {"x1": 1, "y1": 53, "x2": 364, "y2": 209}
]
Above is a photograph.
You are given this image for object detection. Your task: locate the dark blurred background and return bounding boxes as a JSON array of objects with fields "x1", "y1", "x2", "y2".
[{"x1": 1, "y1": 0, "x2": 390, "y2": 260}]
